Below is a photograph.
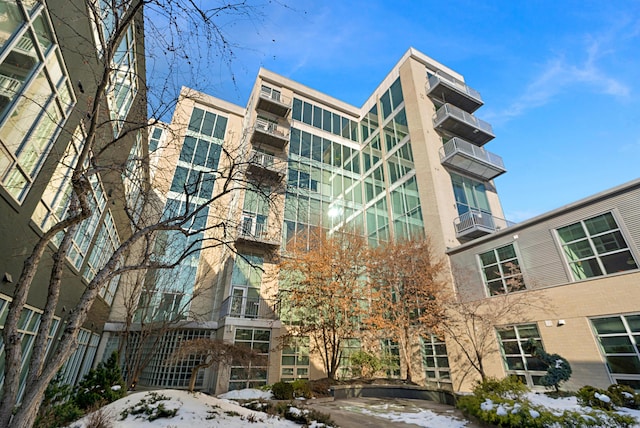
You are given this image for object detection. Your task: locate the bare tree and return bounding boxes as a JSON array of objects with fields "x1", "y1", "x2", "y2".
[
  {"x1": 365, "y1": 238, "x2": 448, "y2": 382},
  {"x1": 0, "y1": 1, "x2": 281, "y2": 426},
  {"x1": 278, "y1": 229, "x2": 370, "y2": 380},
  {"x1": 440, "y1": 267, "x2": 551, "y2": 389},
  {"x1": 170, "y1": 338, "x2": 262, "y2": 392}
]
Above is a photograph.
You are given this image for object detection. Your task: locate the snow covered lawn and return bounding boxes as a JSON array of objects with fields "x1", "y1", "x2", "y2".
[{"x1": 68, "y1": 389, "x2": 299, "y2": 428}]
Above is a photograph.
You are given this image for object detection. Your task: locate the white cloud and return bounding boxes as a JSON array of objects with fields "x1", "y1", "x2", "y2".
[{"x1": 488, "y1": 25, "x2": 634, "y2": 124}]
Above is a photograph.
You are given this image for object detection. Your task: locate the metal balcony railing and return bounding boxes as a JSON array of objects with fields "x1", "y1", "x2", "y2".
[
  {"x1": 454, "y1": 210, "x2": 514, "y2": 240},
  {"x1": 248, "y1": 150, "x2": 286, "y2": 176},
  {"x1": 257, "y1": 86, "x2": 291, "y2": 116},
  {"x1": 434, "y1": 103, "x2": 494, "y2": 136},
  {"x1": 0, "y1": 75, "x2": 21, "y2": 97},
  {"x1": 427, "y1": 73, "x2": 483, "y2": 110},
  {"x1": 440, "y1": 137, "x2": 506, "y2": 181},
  {"x1": 220, "y1": 295, "x2": 279, "y2": 320},
  {"x1": 237, "y1": 214, "x2": 280, "y2": 246},
  {"x1": 252, "y1": 118, "x2": 289, "y2": 149}
]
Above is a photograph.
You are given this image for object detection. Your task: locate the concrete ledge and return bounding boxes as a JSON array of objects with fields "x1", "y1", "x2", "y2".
[{"x1": 331, "y1": 384, "x2": 456, "y2": 406}]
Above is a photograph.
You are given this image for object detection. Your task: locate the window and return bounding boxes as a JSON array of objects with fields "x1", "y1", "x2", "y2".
[
  {"x1": 0, "y1": 11, "x2": 75, "y2": 202},
  {"x1": 479, "y1": 244, "x2": 525, "y2": 295},
  {"x1": 497, "y1": 324, "x2": 547, "y2": 387},
  {"x1": 421, "y1": 335, "x2": 451, "y2": 387},
  {"x1": 381, "y1": 339, "x2": 401, "y2": 378},
  {"x1": 337, "y1": 338, "x2": 361, "y2": 380},
  {"x1": 591, "y1": 314, "x2": 640, "y2": 390},
  {"x1": 59, "y1": 328, "x2": 100, "y2": 386},
  {"x1": 229, "y1": 328, "x2": 270, "y2": 390},
  {"x1": 281, "y1": 336, "x2": 309, "y2": 381},
  {"x1": 106, "y1": 23, "x2": 137, "y2": 135},
  {"x1": 83, "y1": 211, "x2": 120, "y2": 282},
  {"x1": 557, "y1": 212, "x2": 638, "y2": 280},
  {"x1": 451, "y1": 173, "x2": 491, "y2": 216}
]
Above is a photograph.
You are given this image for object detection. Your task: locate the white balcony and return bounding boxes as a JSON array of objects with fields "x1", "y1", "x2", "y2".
[
  {"x1": 427, "y1": 72, "x2": 483, "y2": 113},
  {"x1": 251, "y1": 117, "x2": 289, "y2": 150},
  {"x1": 220, "y1": 295, "x2": 279, "y2": 320},
  {"x1": 247, "y1": 150, "x2": 286, "y2": 181},
  {"x1": 440, "y1": 137, "x2": 506, "y2": 181},
  {"x1": 454, "y1": 210, "x2": 513, "y2": 241},
  {"x1": 256, "y1": 86, "x2": 291, "y2": 117},
  {"x1": 236, "y1": 214, "x2": 280, "y2": 247},
  {"x1": 433, "y1": 103, "x2": 495, "y2": 146}
]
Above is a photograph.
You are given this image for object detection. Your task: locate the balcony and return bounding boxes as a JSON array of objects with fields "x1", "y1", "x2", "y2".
[
  {"x1": 440, "y1": 137, "x2": 506, "y2": 181},
  {"x1": 454, "y1": 210, "x2": 513, "y2": 241},
  {"x1": 251, "y1": 117, "x2": 289, "y2": 150},
  {"x1": 236, "y1": 214, "x2": 280, "y2": 247},
  {"x1": 247, "y1": 150, "x2": 286, "y2": 181},
  {"x1": 0, "y1": 74, "x2": 21, "y2": 99},
  {"x1": 256, "y1": 86, "x2": 291, "y2": 117},
  {"x1": 433, "y1": 103, "x2": 495, "y2": 146},
  {"x1": 220, "y1": 295, "x2": 279, "y2": 320},
  {"x1": 427, "y1": 73, "x2": 483, "y2": 113}
]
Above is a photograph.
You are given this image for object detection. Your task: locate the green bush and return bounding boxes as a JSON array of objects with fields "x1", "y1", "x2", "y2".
[
  {"x1": 472, "y1": 376, "x2": 529, "y2": 400},
  {"x1": 291, "y1": 379, "x2": 312, "y2": 398},
  {"x1": 577, "y1": 385, "x2": 615, "y2": 411},
  {"x1": 349, "y1": 350, "x2": 382, "y2": 378},
  {"x1": 271, "y1": 381, "x2": 294, "y2": 400},
  {"x1": 525, "y1": 339, "x2": 572, "y2": 391},
  {"x1": 75, "y1": 351, "x2": 126, "y2": 410},
  {"x1": 607, "y1": 384, "x2": 640, "y2": 409}
]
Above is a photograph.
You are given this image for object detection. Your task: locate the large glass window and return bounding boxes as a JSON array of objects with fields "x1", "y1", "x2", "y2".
[
  {"x1": 0, "y1": 6, "x2": 74, "y2": 202},
  {"x1": 451, "y1": 173, "x2": 491, "y2": 216},
  {"x1": 591, "y1": 314, "x2": 640, "y2": 389},
  {"x1": 107, "y1": 23, "x2": 137, "y2": 135},
  {"x1": 557, "y1": 212, "x2": 637, "y2": 281},
  {"x1": 280, "y1": 336, "x2": 310, "y2": 381},
  {"x1": 497, "y1": 324, "x2": 547, "y2": 387},
  {"x1": 421, "y1": 335, "x2": 451, "y2": 387},
  {"x1": 83, "y1": 211, "x2": 120, "y2": 283},
  {"x1": 291, "y1": 99, "x2": 358, "y2": 142},
  {"x1": 381, "y1": 338, "x2": 401, "y2": 378},
  {"x1": 229, "y1": 328, "x2": 270, "y2": 390},
  {"x1": 337, "y1": 338, "x2": 361, "y2": 380},
  {"x1": 479, "y1": 244, "x2": 526, "y2": 295}
]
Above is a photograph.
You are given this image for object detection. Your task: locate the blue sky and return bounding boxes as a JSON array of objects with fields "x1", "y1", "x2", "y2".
[{"x1": 168, "y1": 0, "x2": 640, "y2": 223}]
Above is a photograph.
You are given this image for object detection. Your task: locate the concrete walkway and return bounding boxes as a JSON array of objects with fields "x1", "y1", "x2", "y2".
[{"x1": 306, "y1": 396, "x2": 482, "y2": 427}]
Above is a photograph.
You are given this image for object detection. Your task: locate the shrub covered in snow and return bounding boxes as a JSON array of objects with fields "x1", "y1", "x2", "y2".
[
  {"x1": 608, "y1": 384, "x2": 640, "y2": 410},
  {"x1": 577, "y1": 385, "x2": 616, "y2": 411},
  {"x1": 458, "y1": 378, "x2": 637, "y2": 427}
]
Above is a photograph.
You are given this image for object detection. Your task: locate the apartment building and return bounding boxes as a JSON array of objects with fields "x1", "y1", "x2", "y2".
[
  {"x1": 109, "y1": 47, "x2": 512, "y2": 394},
  {"x1": 0, "y1": 0, "x2": 146, "y2": 397}
]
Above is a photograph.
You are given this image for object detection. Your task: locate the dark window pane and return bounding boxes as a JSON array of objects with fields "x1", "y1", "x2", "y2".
[
  {"x1": 601, "y1": 251, "x2": 637, "y2": 274},
  {"x1": 606, "y1": 356, "x2": 640, "y2": 374},
  {"x1": 601, "y1": 336, "x2": 635, "y2": 354},
  {"x1": 292, "y1": 98, "x2": 302, "y2": 121},
  {"x1": 201, "y1": 111, "x2": 216, "y2": 136},
  {"x1": 313, "y1": 105, "x2": 322, "y2": 128},
  {"x1": 558, "y1": 223, "x2": 586, "y2": 243},
  {"x1": 506, "y1": 356, "x2": 525, "y2": 370},
  {"x1": 593, "y1": 317, "x2": 626, "y2": 334},
  {"x1": 213, "y1": 115, "x2": 227, "y2": 139},
  {"x1": 302, "y1": 102, "x2": 312, "y2": 125},
  {"x1": 585, "y1": 213, "x2": 617, "y2": 235},
  {"x1": 323, "y1": 110, "x2": 332, "y2": 132},
  {"x1": 570, "y1": 258, "x2": 602, "y2": 278},
  {"x1": 479, "y1": 250, "x2": 497, "y2": 266},
  {"x1": 497, "y1": 245, "x2": 516, "y2": 260},
  {"x1": 193, "y1": 139, "x2": 208, "y2": 166},
  {"x1": 188, "y1": 108, "x2": 204, "y2": 132},
  {"x1": 170, "y1": 166, "x2": 188, "y2": 192},
  {"x1": 206, "y1": 144, "x2": 221, "y2": 169},
  {"x1": 180, "y1": 136, "x2": 196, "y2": 163}
]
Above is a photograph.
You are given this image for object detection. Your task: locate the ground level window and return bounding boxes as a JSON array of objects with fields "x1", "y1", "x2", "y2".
[
  {"x1": 381, "y1": 339, "x2": 401, "y2": 379},
  {"x1": 281, "y1": 336, "x2": 309, "y2": 382},
  {"x1": 337, "y1": 338, "x2": 361, "y2": 380},
  {"x1": 229, "y1": 328, "x2": 270, "y2": 390},
  {"x1": 421, "y1": 335, "x2": 451, "y2": 387},
  {"x1": 591, "y1": 314, "x2": 640, "y2": 389},
  {"x1": 497, "y1": 324, "x2": 547, "y2": 387}
]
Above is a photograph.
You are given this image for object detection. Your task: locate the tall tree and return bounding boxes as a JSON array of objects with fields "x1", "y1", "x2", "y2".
[
  {"x1": 279, "y1": 229, "x2": 369, "y2": 379},
  {"x1": 365, "y1": 238, "x2": 448, "y2": 382},
  {"x1": 0, "y1": 1, "x2": 279, "y2": 426}
]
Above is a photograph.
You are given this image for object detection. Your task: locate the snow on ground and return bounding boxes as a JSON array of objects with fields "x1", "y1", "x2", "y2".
[
  {"x1": 340, "y1": 401, "x2": 468, "y2": 428},
  {"x1": 218, "y1": 387, "x2": 273, "y2": 400},
  {"x1": 68, "y1": 389, "x2": 298, "y2": 428}
]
